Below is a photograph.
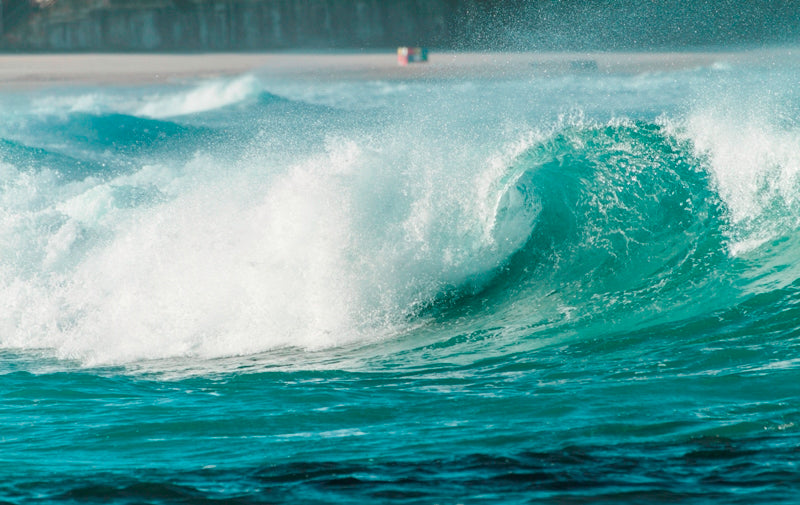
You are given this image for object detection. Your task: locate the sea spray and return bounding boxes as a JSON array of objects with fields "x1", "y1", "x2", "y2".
[
  {"x1": 1, "y1": 55, "x2": 800, "y2": 503},
  {"x1": 0, "y1": 80, "x2": 545, "y2": 364}
]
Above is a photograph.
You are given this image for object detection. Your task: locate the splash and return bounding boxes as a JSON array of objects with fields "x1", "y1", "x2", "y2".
[
  {"x1": 4, "y1": 61, "x2": 800, "y2": 367},
  {"x1": 0, "y1": 81, "x2": 541, "y2": 365}
]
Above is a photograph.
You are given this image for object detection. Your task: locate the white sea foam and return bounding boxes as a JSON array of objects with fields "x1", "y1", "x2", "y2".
[
  {"x1": 20, "y1": 75, "x2": 261, "y2": 120},
  {"x1": 136, "y1": 75, "x2": 261, "y2": 118},
  {"x1": 683, "y1": 91, "x2": 800, "y2": 254},
  {"x1": 0, "y1": 100, "x2": 539, "y2": 365}
]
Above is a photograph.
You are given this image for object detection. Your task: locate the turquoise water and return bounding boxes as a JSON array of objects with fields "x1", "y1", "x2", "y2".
[{"x1": 2, "y1": 53, "x2": 800, "y2": 503}]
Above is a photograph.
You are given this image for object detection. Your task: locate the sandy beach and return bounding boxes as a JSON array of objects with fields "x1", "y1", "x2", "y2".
[{"x1": 0, "y1": 47, "x2": 797, "y2": 89}]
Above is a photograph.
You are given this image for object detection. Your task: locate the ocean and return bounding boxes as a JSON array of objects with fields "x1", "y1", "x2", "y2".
[{"x1": 1, "y1": 51, "x2": 800, "y2": 503}]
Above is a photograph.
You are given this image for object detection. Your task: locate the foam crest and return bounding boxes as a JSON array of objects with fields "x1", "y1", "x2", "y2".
[
  {"x1": 684, "y1": 98, "x2": 800, "y2": 253},
  {"x1": 136, "y1": 75, "x2": 261, "y2": 118},
  {"x1": 31, "y1": 92, "x2": 112, "y2": 116},
  {"x1": 15, "y1": 75, "x2": 259, "y2": 121},
  {"x1": 0, "y1": 123, "x2": 539, "y2": 365}
]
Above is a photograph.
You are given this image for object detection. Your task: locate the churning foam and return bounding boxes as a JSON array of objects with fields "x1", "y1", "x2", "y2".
[
  {"x1": 0, "y1": 98, "x2": 540, "y2": 365},
  {"x1": 683, "y1": 93, "x2": 800, "y2": 254}
]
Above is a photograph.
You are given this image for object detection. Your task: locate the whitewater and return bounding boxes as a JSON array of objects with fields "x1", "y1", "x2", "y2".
[{"x1": 2, "y1": 50, "x2": 800, "y2": 503}]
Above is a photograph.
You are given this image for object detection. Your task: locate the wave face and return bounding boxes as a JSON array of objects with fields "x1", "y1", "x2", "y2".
[{"x1": 2, "y1": 58, "x2": 800, "y2": 503}]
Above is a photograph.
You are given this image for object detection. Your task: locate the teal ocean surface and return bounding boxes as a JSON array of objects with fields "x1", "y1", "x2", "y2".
[{"x1": 1, "y1": 52, "x2": 800, "y2": 503}]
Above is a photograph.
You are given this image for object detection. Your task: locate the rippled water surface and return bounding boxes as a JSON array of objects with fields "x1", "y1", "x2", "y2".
[{"x1": 1, "y1": 51, "x2": 800, "y2": 503}]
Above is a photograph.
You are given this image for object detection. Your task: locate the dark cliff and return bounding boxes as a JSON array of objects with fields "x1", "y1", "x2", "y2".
[{"x1": 1, "y1": 0, "x2": 798, "y2": 52}]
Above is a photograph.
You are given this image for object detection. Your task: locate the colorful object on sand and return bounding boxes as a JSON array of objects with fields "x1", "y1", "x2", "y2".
[{"x1": 397, "y1": 47, "x2": 428, "y2": 65}]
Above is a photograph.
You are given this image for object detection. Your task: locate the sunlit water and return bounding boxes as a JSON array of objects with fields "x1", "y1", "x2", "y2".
[{"x1": 2, "y1": 51, "x2": 800, "y2": 503}]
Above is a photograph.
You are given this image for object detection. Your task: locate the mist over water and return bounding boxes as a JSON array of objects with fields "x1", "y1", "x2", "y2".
[
  {"x1": 450, "y1": 0, "x2": 800, "y2": 50},
  {"x1": 2, "y1": 43, "x2": 800, "y2": 503}
]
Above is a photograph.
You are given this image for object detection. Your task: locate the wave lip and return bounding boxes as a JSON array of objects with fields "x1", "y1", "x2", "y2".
[{"x1": 136, "y1": 75, "x2": 262, "y2": 118}]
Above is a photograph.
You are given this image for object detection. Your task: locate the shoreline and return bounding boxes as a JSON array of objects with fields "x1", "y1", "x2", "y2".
[{"x1": 0, "y1": 47, "x2": 797, "y2": 90}]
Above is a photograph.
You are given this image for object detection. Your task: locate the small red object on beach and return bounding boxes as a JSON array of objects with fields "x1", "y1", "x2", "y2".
[{"x1": 397, "y1": 47, "x2": 428, "y2": 66}]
